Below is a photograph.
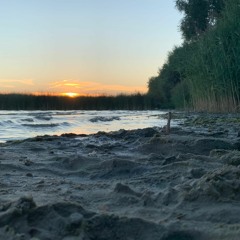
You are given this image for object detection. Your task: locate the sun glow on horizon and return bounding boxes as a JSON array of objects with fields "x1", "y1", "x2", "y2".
[{"x1": 62, "y1": 92, "x2": 79, "y2": 98}]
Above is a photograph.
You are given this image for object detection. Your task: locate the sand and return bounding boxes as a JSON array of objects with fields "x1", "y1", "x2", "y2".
[{"x1": 1, "y1": 112, "x2": 240, "y2": 239}]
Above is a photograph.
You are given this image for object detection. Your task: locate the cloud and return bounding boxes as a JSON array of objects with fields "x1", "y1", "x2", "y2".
[
  {"x1": 0, "y1": 78, "x2": 147, "y2": 95},
  {"x1": 0, "y1": 83, "x2": 14, "y2": 88},
  {"x1": 49, "y1": 80, "x2": 81, "y2": 89},
  {"x1": 48, "y1": 79, "x2": 147, "y2": 96},
  {"x1": 0, "y1": 79, "x2": 34, "y2": 86}
]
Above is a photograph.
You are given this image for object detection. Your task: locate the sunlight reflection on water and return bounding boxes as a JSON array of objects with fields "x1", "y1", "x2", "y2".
[{"x1": 0, "y1": 110, "x2": 178, "y2": 142}]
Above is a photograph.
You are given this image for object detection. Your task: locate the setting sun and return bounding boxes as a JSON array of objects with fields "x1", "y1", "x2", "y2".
[{"x1": 62, "y1": 92, "x2": 79, "y2": 98}]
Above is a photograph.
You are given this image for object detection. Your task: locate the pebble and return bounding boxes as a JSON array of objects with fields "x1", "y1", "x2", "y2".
[{"x1": 69, "y1": 212, "x2": 83, "y2": 225}]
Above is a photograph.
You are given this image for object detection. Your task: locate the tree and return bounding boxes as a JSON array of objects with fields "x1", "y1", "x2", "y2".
[{"x1": 176, "y1": 0, "x2": 225, "y2": 41}]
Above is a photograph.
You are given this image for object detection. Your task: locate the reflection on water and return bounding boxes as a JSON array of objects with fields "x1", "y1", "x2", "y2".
[{"x1": 0, "y1": 110, "x2": 178, "y2": 142}]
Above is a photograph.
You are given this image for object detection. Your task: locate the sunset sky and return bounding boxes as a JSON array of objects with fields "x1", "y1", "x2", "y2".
[{"x1": 0, "y1": 0, "x2": 182, "y2": 96}]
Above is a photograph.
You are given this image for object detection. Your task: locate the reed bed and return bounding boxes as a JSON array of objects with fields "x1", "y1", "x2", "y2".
[{"x1": 148, "y1": 0, "x2": 240, "y2": 112}]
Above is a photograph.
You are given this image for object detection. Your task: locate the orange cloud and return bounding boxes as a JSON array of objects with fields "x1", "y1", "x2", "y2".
[
  {"x1": 0, "y1": 79, "x2": 34, "y2": 91},
  {"x1": 49, "y1": 80, "x2": 81, "y2": 89},
  {"x1": 0, "y1": 79, "x2": 34, "y2": 85},
  {"x1": 0, "y1": 79, "x2": 147, "y2": 96},
  {"x1": 64, "y1": 83, "x2": 80, "y2": 87},
  {"x1": 48, "y1": 79, "x2": 147, "y2": 96},
  {"x1": 0, "y1": 84, "x2": 14, "y2": 88}
]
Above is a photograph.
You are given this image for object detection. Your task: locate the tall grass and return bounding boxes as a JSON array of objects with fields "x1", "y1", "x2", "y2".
[
  {"x1": 184, "y1": 0, "x2": 240, "y2": 112},
  {"x1": 148, "y1": 0, "x2": 240, "y2": 112}
]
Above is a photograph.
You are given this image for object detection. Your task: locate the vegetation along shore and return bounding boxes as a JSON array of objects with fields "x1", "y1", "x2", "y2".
[{"x1": 148, "y1": 0, "x2": 239, "y2": 112}]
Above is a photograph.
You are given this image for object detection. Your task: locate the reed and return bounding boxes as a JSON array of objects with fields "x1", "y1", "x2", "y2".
[
  {"x1": 148, "y1": 0, "x2": 240, "y2": 112},
  {"x1": 187, "y1": 0, "x2": 240, "y2": 112}
]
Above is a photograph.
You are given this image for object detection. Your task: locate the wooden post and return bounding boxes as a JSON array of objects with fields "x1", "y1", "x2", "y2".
[{"x1": 166, "y1": 112, "x2": 171, "y2": 134}]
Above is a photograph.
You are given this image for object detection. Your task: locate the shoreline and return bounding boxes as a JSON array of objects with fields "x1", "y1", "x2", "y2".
[
  {"x1": 0, "y1": 109, "x2": 171, "y2": 143},
  {"x1": 1, "y1": 113, "x2": 240, "y2": 239}
]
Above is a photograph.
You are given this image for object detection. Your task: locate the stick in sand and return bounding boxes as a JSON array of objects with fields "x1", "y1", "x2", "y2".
[{"x1": 166, "y1": 112, "x2": 171, "y2": 134}]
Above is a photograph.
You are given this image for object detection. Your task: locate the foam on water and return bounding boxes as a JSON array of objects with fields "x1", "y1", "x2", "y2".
[{"x1": 0, "y1": 110, "x2": 176, "y2": 142}]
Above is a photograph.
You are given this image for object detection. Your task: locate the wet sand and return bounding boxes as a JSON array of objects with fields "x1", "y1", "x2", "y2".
[{"x1": 1, "y1": 112, "x2": 240, "y2": 239}]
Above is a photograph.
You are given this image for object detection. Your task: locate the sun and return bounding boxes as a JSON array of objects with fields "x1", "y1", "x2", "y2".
[{"x1": 62, "y1": 92, "x2": 79, "y2": 98}]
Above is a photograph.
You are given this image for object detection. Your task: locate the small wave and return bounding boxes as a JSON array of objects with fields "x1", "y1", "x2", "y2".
[
  {"x1": 62, "y1": 122, "x2": 71, "y2": 126},
  {"x1": 35, "y1": 115, "x2": 52, "y2": 121},
  {"x1": 89, "y1": 116, "x2": 120, "y2": 123},
  {"x1": 22, "y1": 123, "x2": 59, "y2": 128},
  {"x1": 21, "y1": 118, "x2": 34, "y2": 122},
  {"x1": 54, "y1": 111, "x2": 80, "y2": 116},
  {"x1": 0, "y1": 120, "x2": 14, "y2": 125},
  {"x1": 28, "y1": 112, "x2": 53, "y2": 120}
]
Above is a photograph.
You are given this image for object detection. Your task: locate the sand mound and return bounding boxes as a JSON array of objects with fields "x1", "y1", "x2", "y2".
[
  {"x1": 0, "y1": 196, "x2": 204, "y2": 240},
  {"x1": 185, "y1": 166, "x2": 240, "y2": 202}
]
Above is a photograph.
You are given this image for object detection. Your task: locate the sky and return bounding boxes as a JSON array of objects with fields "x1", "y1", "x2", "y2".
[{"x1": 0, "y1": 0, "x2": 182, "y2": 96}]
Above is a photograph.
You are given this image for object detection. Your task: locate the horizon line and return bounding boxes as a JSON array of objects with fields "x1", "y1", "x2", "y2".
[{"x1": 0, "y1": 91, "x2": 148, "y2": 98}]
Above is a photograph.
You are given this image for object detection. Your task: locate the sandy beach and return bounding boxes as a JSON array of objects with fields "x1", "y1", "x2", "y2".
[{"x1": 1, "y1": 112, "x2": 240, "y2": 239}]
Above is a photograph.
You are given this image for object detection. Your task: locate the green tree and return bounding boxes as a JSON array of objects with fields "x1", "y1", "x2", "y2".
[{"x1": 176, "y1": 0, "x2": 225, "y2": 41}]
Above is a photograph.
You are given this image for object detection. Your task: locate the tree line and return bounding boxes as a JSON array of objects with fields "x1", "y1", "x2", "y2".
[
  {"x1": 148, "y1": 0, "x2": 239, "y2": 112},
  {"x1": 0, "y1": 93, "x2": 158, "y2": 110}
]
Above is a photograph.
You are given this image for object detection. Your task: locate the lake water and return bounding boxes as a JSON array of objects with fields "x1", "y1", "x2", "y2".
[{"x1": 0, "y1": 110, "x2": 179, "y2": 142}]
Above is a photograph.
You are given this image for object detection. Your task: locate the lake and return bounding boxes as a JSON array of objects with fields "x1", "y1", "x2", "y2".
[{"x1": 0, "y1": 110, "x2": 179, "y2": 142}]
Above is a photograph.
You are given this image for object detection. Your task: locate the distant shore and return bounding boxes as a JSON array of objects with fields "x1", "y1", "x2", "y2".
[{"x1": 0, "y1": 93, "x2": 157, "y2": 110}]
